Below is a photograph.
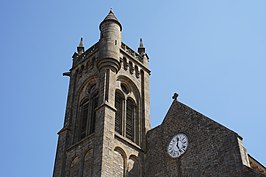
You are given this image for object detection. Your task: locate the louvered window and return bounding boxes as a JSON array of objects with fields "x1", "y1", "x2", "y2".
[
  {"x1": 89, "y1": 94, "x2": 98, "y2": 134},
  {"x1": 78, "y1": 93, "x2": 98, "y2": 141},
  {"x1": 80, "y1": 102, "x2": 89, "y2": 139},
  {"x1": 115, "y1": 93, "x2": 123, "y2": 135},
  {"x1": 126, "y1": 99, "x2": 135, "y2": 141},
  {"x1": 114, "y1": 88, "x2": 138, "y2": 143}
]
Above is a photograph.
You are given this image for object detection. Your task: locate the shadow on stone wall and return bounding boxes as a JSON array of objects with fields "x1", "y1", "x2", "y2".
[{"x1": 127, "y1": 154, "x2": 140, "y2": 177}]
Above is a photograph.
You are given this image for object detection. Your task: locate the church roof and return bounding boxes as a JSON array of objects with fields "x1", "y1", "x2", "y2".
[
  {"x1": 161, "y1": 99, "x2": 235, "y2": 134},
  {"x1": 100, "y1": 10, "x2": 122, "y2": 31}
]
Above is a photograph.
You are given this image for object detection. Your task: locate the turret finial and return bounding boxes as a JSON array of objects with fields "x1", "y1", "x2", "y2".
[
  {"x1": 138, "y1": 38, "x2": 145, "y2": 55},
  {"x1": 77, "y1": 37, "x2": 84, "y2": 54}
]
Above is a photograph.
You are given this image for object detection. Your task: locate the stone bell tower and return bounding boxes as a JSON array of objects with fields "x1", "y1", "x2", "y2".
[{"x1": 52, "y1": 10, "x2": 150, "y2": 177}]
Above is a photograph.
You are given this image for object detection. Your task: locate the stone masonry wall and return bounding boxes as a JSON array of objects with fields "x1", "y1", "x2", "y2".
[{"x1": 145, "y1": 100, "x2": 246, "y2": 177}]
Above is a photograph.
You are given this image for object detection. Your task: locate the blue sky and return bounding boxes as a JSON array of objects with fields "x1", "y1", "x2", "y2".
[{"x1": 1, "y1": 0, "x2": 266, "y2": 176}]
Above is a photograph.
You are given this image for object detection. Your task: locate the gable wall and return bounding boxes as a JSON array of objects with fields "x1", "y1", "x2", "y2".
[{"x1": 145, "y1": 101, "x2": 245, "y2": 177}]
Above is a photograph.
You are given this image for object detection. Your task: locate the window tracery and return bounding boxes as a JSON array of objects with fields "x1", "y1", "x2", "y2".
[
  {"x1": 77, "y1": 83, "x2": 99, "y2": 141},
  {"x1": 115, "y1": 82, "x2": 138, "y2": 143}
]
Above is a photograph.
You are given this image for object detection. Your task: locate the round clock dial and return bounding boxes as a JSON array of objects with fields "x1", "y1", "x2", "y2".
[{"x1": 167, "y1": 133, "x2": 188, "y2": 158}]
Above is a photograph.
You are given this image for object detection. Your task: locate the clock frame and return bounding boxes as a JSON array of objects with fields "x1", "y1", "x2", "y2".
[{"x1": 167, "y1": 133, "x2": 188, "y2": 158}]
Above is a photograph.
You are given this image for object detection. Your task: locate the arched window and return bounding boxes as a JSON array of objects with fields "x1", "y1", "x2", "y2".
[
  {"x1": 78, "y1": 91, "x2": 98, "y2": 141},
  {"x1": 113, "y1": 147, "x2": 126, "y2": 177},
  {"x1": 115, "y1": 92, "x2": 123, "y2": 135},
  {"x1": 83, "y1": 149, "x2": 93, "y2": 177},
  {"x1": 126, "y1": 99, "x2": 135, "y2": 141},
  {"x1": 115, "y1": 88, "x2": 138, "y2": 143},
  {"x1": 69, "y1": 156, "x2": 80, "y2": 177}
]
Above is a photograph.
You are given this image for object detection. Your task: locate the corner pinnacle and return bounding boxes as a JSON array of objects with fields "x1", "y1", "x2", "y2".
[
  {"x1": 138, "y1": 38, "x2": 145, "y2": 55},
  {"x1": 77, "y1": 37, "x2": 84, "y2": 54},
  {"x1": 79, "y1": 37, "x2": 84, "y2": 47},
  {"x1": 139, "y1": 38, "x2": 144, "y2": 48}
]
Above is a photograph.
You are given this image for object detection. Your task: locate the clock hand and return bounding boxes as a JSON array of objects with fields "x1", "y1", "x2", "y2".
[
  {"x1": 176, "y1": 137, "x2": 180, "y2": 150},
  {"x1": 176, "y1": 137, "x2": 185, "y2": 153}
]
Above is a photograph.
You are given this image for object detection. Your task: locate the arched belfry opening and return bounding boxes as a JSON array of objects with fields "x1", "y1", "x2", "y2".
[
  {"x1": 115, "y1": 76, "x2": 141, "y2": 145},
  {"x1": 74, "y1": 81, "x2": 99, "y2": 143}
]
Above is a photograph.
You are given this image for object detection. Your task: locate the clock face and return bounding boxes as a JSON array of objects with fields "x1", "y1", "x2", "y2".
[{"x1": 167, "y1": 133, "x2": 188, "y2": 158}]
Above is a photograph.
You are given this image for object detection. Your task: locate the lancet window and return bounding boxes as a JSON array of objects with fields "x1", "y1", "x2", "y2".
[
  {"x1": 77, "y1": 84, "x2": 98, "y2": 141},
  {"x1": 115, "y1": 84, "x2": 138, "y2": 143},
  {"x1": 126, "y1": 99, "x2": 135, "y2": 140},
  {"x1": 115, "y1": 92, "x2": 123, "y2": 135}
]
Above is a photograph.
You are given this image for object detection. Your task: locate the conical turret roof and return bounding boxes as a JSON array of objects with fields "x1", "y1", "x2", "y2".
[{"x1": 100, "y1": 10, "x2": 122, "y2": 31}]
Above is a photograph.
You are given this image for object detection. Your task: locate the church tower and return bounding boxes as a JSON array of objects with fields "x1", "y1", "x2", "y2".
[{"x1": 53, "y1": 10, "x2": 150, "y2": 177}]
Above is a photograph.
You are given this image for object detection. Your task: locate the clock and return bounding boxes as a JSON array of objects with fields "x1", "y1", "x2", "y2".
[{"x1": 167, "y1": 133, "x2": 188, "y2": 158}]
